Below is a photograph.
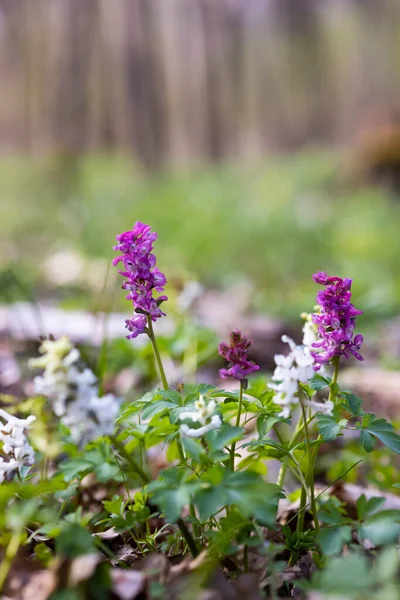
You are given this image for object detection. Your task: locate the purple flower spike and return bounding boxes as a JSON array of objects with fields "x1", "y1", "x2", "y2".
[
  {"x1": 113, "y1": 222, "x2": 167, "y2": 339},
  {"x1": 218, "y1": 330, "x2": 260, "y2": 381},
  {"x1": 311, "y1": 272, "x2": 364, "y2": 371}
]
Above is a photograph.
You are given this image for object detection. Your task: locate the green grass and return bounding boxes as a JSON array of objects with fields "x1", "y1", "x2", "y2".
[{"x1": 1, "y1": 151, "x2": 400, "y2": 323}]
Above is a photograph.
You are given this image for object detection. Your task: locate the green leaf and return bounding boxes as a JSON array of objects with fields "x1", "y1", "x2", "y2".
[
  {"x1": 205, "y1": 425, "x2": 244, "y2": 452},
  {"x1": 153, "y1": 486, "x2": 192, "y2": 522},
  {"x1": 256, "y1": 415, "x2": 280, "y2": 438},
  {"x1": 59, "y1": 458, "x2": 93, "y2": 481},
  {"x1": 359, "y1": 510, "x2": 400, "y2": 545},
  {"x1": 181, "y1": 437, "x2": 206, "y2": 462},
  {"x1": 55, "y1": 523, "x2": 96, "y2": 558},
  {"x1": 318, "y1": 526, "x2": 352, "y2": 555},
  {"x1": 359, "y1": 415, "x2": 400, "y2": 454},
  {"x1": 316, "y1": 414, "x2": 346, "y2": 442},
  {"x1": 103, "y1": 496, "x2": 125, "y2": 516},
  {"x1": 195, "y1": 485, "x2": 228, "y2": 521},
  {"x1": 142, "y1": 400, "x2": 176, "y2": 420},
  {"x1": 318, "y1": 553, "x2": 371, "y2": 594},
  {"x1": 308, "y1": 374, "x2": 331, "y2": 392},
  {"x1": 342, "y1": 393, "x2": 364, "y2": 416},
  {"x1": 356, "y1": 494, "x2": 386, "y2": 521},
  {"x1": 360, "y1": 430, "x2": 376, "y2": 452},
  {"x1": 159, "y1": 389, "x2": 182, "y2": 404}
]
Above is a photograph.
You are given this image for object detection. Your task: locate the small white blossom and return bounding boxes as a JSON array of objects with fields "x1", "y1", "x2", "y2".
[
  {"x1": 179, "y1": 395, "x2": 222, "y2": 438},
  {"x1": 269, "y1": 333, "x2": 332, "y2": 419},
  {"x1": 0, "y1": 409, "x2": 35, "y2": 482},
  {"x1": 30, "y1": 338, "x2": 121, "y2": 445},
  {"x1": 29, "y1": 336, "x2": 78, "y2": 374},
  {"x1": 180, "y1": 415, "x2": 222, "y2": 439},
  {"x1": 308, "y1": 399, "x2": 334, "y2": 415},
  {"x1": 177, "y1": 281, "x2": 204, "y2": 312}
]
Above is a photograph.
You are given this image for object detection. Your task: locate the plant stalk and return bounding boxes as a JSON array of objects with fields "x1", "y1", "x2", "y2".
[
  {"x1": 146, "y1": 317, "x2": 198, "y2": 555},
  {"x1": 147, "y1": 316, "x2": 169, "y2": 391},
  {"x1": 230, "y1": 380, "x2": 244, "y2": 471},
  {"x1": 299, "y1": 399, "x2": 320, "y2": 534},
  {"x1": 0, "y1": 532, "x2": 21, "y2": 593}
]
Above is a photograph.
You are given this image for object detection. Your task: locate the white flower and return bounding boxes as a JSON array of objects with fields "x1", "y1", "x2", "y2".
[
  {"x1": 301, "y1": 312, "x2": 319, "y2": 350},
  {"x1": 179, "y1": 395, "x2": 222, "y2": 438},
  {"x1": 177, "y1": 281, "x2": 204, "y2": 312},
  {"x1": 308, "y1": 399, "x2": 334, "y2": 415},
  {"x1": 29, "y1": 336, "x2": 79, "y2": 375},
  {"x1": 269, "y1": 333, "x2": 333, "y2": 418},
  {"x1": 180, "y1": 396, "x2": 217, "y2": 426},
  {"x1": 0, "y1": 409, "x2": 35, "y2": 481},
  {"x1": 269, "y1": 336, "x2": 314, "y2": 418},
  {"x1": 30, "y1": 338, "x2": 121, "y2": 445},
  {"x1": 0, "y1": 458, "x2": 21, "y2": 483},
  {"x1": 180, "y1": 415, "x2": 222, "y2": 439}
]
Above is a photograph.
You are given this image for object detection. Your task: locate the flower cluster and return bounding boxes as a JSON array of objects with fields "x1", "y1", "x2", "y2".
[
  {"x1": 179, "y1": 396, "x2": 222, "y2": 438},
  {"x1": 218, "y1": 330, "x2": 260, "y2": 380},
  {"x1": 0, "y1": 409, "x2": 35, "y2": 482},
  {"x1": 269, "y1": 334, "x2": 333, "y2": 419},
  {"x1": 112, "y1": 222, "x2": 167, "y2": 339},
  {"x1": 269, "y1": 335, "x2": 314, "y2": 418},
  {"x1": 311, "y1": 272, "x2": 363, "y2": 371},
  {"x1": 30, "y1": 337, "x2": 121, "y2": 445}
]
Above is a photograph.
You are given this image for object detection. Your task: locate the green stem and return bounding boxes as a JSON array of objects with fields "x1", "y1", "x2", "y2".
[
  {"x1": 111, "y1": 437, "x2": 149, "y2": 484},
  {"x1": 329, "y1": 356, "x2": 340, "y2": 406},
  {"x1": 177, "y1": 518, "x2": 199, "y2": 558},
  {"x1": 296, "y1": 485, "x2": 307, "y2": 533},
  {"x1": 147, "y1": 316, "x2": 185, "y2": 462},
  {"x1": 147, "y1": 316, "x2": 168, "y2": 391},
  {"x1": 243, "y1": 544, "x2": 249, "y2": 572},
  {"x1": 189, "y1": 501, "x2": 200, "y2": 539},
  {"x1": 230, "y1": 381, "x2": 244, "y2": 471},
  {"x1": 146, "y1": 318, "x2": 198, "y2": 556},
  {"x1": 276, "y1": 414, "x2": 315, "y2": 488},
  {"x1": 0, "y1": 531, "x2": 21, "y2": 593},
  {"x1": 300, "y1": 399, "x2": 320, "y2": 534},
  {"x1": 285, "y1": 459, "x2": 363, "y2": 527}
]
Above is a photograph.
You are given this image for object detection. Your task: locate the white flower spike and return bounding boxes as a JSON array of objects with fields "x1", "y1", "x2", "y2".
[{"x1": 30, "y1": 337, "x2": 121, "y2": 446}]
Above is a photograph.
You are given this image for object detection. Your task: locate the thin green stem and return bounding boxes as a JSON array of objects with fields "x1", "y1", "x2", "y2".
[
  {"x1": 296, "y1": 485, "x2": 307, "y2": 533},
  {"x1": 189, "y1": 501, "x2": 200, "y2": 539},
  {"x1": 146, "y1": 316, "x2": 185, "y2": 462},
  {"x1": 0, "y1": 531, "x2": 21, "y2": 593},
  {"x1": 147, "y1": 316, "x2": 168, "y2": 391},
  {"x1": 177, "y1": 518, "x2": 199, "y2": 558},
  {"x1": 243, "y1": 544, "x2": 249, "y2": 572},
  {"x1": 300, "y1": 399, "x2": 320, "y2": 534},
  {"x1": 146, "y1": 317, "x2": 198, "y2": 556},
  {"x1": 111, "y1": 436, "x2": 149, "y2": 484},
  {"x1": 277, "y1": 414, "x2": 315, "y2": 488},
  {"x1": 286, "y1": 459, "x2": 363, "y2": 527},
  {"x1": 329, "y1": 356, "x2": 340, "y2": 406},
  {"x1": 230, "y1": 381, "x2": 244, "y2": 471}
]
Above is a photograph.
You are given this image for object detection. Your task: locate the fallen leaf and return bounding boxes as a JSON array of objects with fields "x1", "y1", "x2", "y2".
[{"x1": 111, "y1": 569, "x2": 146, "y2": 600}]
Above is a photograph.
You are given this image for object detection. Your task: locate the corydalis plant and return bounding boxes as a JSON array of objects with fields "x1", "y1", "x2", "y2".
[
  {"x1": 269, "y1": 335, "x2": 332, "y2": 419},
  {"x1": 219, "y1": 330, "x2": 259, "y2": 471},
  {"x1": 112, "y1": 222, "x2": 167, "y2": 339},
  {"x1": 30, "y1": 337, "x2": 121, "y2": 446},
  {"x1": 0, "y1": 409, "x2": 35, "y2": 482},
  {"x1": 218, "y1": 330, "x2": 260, "y2": 381},
  {"x1": 311, "y1": 271, "x2": 363, "y2": 371}
]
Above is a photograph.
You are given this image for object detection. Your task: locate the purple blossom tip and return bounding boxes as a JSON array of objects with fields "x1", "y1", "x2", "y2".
[
  {"x1": 218, "y1": 329, "x2": 260, "y2": 381},
  {"x1": 311, "y1": 271, "x2": 363, "y2": 368},
  {"x1": 113, "y1": 222, "x2": 167, "y2": 339}
]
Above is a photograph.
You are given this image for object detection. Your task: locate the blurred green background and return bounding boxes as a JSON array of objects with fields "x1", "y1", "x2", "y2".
[{"x1": 1, "y1": 0, "x2": 400, "y2": 329}]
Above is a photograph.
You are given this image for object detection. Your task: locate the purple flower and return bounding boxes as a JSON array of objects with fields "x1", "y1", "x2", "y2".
[
  {"x1": 311, "y1": 271, "x2": 363, "y2": 370},
  {"x1": 113, "y1": 222, "x2": 167, "y2": 339},
  {"x1": 218, "y1": 330, "x2": 260, "y2": 380}
]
